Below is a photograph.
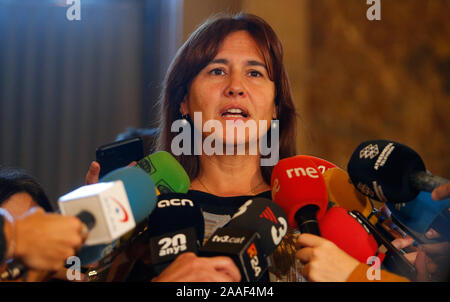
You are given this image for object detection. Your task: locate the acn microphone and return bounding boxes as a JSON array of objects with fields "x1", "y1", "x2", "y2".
[{"x1": 146, "y1": 193, "x2": 205, "y2": 276}]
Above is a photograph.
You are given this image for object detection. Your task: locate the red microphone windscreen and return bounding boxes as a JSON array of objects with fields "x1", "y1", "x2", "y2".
[
  {"x1": 271, "y1": 156, "x2": 328, "y2": 228},
  {"x1": 299, "y1": 155, "x2": 338, "y2": 174},
  {"x1": 319, "y1": 207, "x2": 379, "y2": 263}
]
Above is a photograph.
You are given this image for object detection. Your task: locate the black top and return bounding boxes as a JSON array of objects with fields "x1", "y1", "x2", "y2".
[{"x1": 185, "y1": 189, "x2": 272, "y2": 216}]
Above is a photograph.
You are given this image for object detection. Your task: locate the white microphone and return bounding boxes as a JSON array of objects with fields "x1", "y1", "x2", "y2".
[{"x1": 58, "y1": 181, "x2": 136, "y2": 246}]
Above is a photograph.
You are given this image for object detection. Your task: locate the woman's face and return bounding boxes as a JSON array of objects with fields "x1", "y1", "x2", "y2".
[{"x1": 181, "y1": 30, "x2": 277, "y2": 147}]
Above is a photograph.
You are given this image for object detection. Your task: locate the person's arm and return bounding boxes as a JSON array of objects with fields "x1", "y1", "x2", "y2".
[
  {"x1": 346, "y1": 263, "x2": 410, "y2": 282},
  {"x1": 295, "y1": 234, "x2": 411, "y2": 282},
  {"x1": 1, "y1": 207, "x2": 88, "y2": 272}
]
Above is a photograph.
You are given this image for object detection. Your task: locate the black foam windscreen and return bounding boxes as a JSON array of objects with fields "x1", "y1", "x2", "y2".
[
  {"x1": 226, "y1": 197, "x2": 288, "y2": 256},
  {"x1": 147, "y1": 193, "x2": 205, "y2": 244},
  {"x1": 347, "y1": 140, "x2": 426, "y2": 203}
]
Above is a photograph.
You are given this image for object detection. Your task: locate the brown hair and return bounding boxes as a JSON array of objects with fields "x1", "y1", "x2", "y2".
[{"x1": 155, "y1": 12, "x2": 298, "y2": 184}]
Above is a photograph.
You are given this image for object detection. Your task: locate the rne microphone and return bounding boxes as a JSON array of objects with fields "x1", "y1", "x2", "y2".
[
  {"x1": 300, "y1": 155, "x2": 338, "y2": 174},
  {"x1": 146, "y1": 193, "x2": 205, "y2": 276},
  {"x1": 347, "y1": 140, "x2": 449, "y2": 203},
  {"x1": 200, "y1": 198, "x2": 287, "y2": 282},
  {"x1": 271, "y1": 156, "x2": 328, "y2": 235}
]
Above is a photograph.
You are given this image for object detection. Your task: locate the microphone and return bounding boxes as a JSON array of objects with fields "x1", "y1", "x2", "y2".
[
  {"x1": 137, "y1": 151, "x2": 190, "y2": 194},
  {"x1": 1, "y1": 166, "x2": 157, "y2": 281},
  {"x1": 199, "y1": 198, "x2": 287, "y2": 282},
  {"x1": 347, "y1": 140, "x2": 449, "y2": 203},
  {"x1": 58, "y1": 166, "x2": 157, "y2": 246},
  {"x1": 319, "y1": 207, "x2": 379, "y2": 263},
  {"x1": 147, "y1": 193, "x2": 205, "y2": 276},
  {"x1": 75, "y1": 166, "x2": 157, "y2": 266},
  {"x1": 271, "y1": 156, "x2": 328, "y2": 235},
  {"x1": 319, "y1": 207, "x2": 417, "y2": 280},
  {"x1": 300, "y1": 155, "x2": 338, "y2": 174},
  {"x1": 386, "y1": 191, "x2": 450, "y2": 241},
  {"x1": 103, "y1": 152, "x2": 190, "y2": 252},
  {"x1": 346, "y1": 210, "x2": 418, "y2": 279},
  {"x1": 227, "y1": 198, "x2": 289, "y2": 256},
  {"x1": 323, "y1": 167, "x2": 377, "y2": 224}
]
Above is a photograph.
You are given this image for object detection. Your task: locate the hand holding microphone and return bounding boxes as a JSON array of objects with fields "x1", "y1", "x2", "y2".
[
  {"x1": 295, "y1": 206, "x2": 377, "y2": 282},
  {"x1": 295, "y1": 233, "x2": 361, "y2": 282},
  {"x1": 2, "y1": 207, "x2": 88, "y2": 273}
]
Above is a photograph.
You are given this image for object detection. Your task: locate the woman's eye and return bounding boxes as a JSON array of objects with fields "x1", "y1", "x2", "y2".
[
  {"x1": 249, "y1": 70, "x2": 263, "y2": 77},
  {"x1": 210, "y1": 68, "x2": 225, "y2": 76}
]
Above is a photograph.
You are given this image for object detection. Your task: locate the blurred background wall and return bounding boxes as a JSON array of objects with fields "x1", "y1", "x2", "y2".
[{"x1": 0, "y1": 0, "x2": 449, "y2": 208}]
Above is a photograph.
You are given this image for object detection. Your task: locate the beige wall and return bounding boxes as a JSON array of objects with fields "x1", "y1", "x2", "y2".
[{"x1": 181, "y1": 0, "x2": 450, "y2": 178}]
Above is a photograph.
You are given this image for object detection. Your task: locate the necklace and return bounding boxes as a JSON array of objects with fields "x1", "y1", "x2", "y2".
[{"x1": 197, "y1": 176, "x2": 267, "y2": 196}]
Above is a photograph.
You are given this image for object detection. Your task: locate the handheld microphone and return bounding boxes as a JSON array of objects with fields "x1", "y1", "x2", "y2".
[
  {"x1": 1, "y1": 166, "x2": 157, "y2": 281},
  {"x1": 347, "y1": 140, "x2": 449, "y2": 203},
  {"x1": 76, "y1": 166, "x2": 157, "y2": 266},
  {"x1": 147, "y1": 193, "x2": 205, "y2": 276},
  {"x1": 271, "y1": 156, "x2": 328, "y2": 235},
  {"x1": 227, "y1": 197, "x2": 289, "y2": 256},
  {"x1": 386, "y1": 191, "x2": 450, "y2": 241},
  {"x1": 319, "y1": 206, "x2": 379, "y2": 263},
  {"x1": 347, "y1": 210, "x2": 418, "y2": 280},
  {"x1": 300, "y1": 155, "x2": 338, "y2": 174},
  {"x1": 58, "y1": 166, "x2": 157, "y2": 246},
  {"x1": 323, "y1": 168, "x2": 377, "y2": 224},
  {"x1": 319, "y1": 207, "x2": 417, "y2": 280},
  {"x1": 137, "y1": 151, "x2": 190, "y2": 194},
  {"x1": 199, "y1": 198, "x2": 287, "y2": 282}
]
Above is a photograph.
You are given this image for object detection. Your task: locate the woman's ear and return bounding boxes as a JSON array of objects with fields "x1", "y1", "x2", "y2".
[
  {"x1": 272, "y1": 105, "x2": 278, "y2": 119},
  {"x1": 180, "y1": 96, "x2": 189, "y2": 116}
]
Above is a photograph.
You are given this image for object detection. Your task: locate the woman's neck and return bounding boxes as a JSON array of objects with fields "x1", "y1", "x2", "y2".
[{"x1": 190, "y1": 153, "x2": 270, "y2": 197}]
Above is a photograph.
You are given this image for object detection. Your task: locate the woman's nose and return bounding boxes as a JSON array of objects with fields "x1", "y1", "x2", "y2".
[{"x1": 225, "y1": 74, "x2": 245, "y2": 97}]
